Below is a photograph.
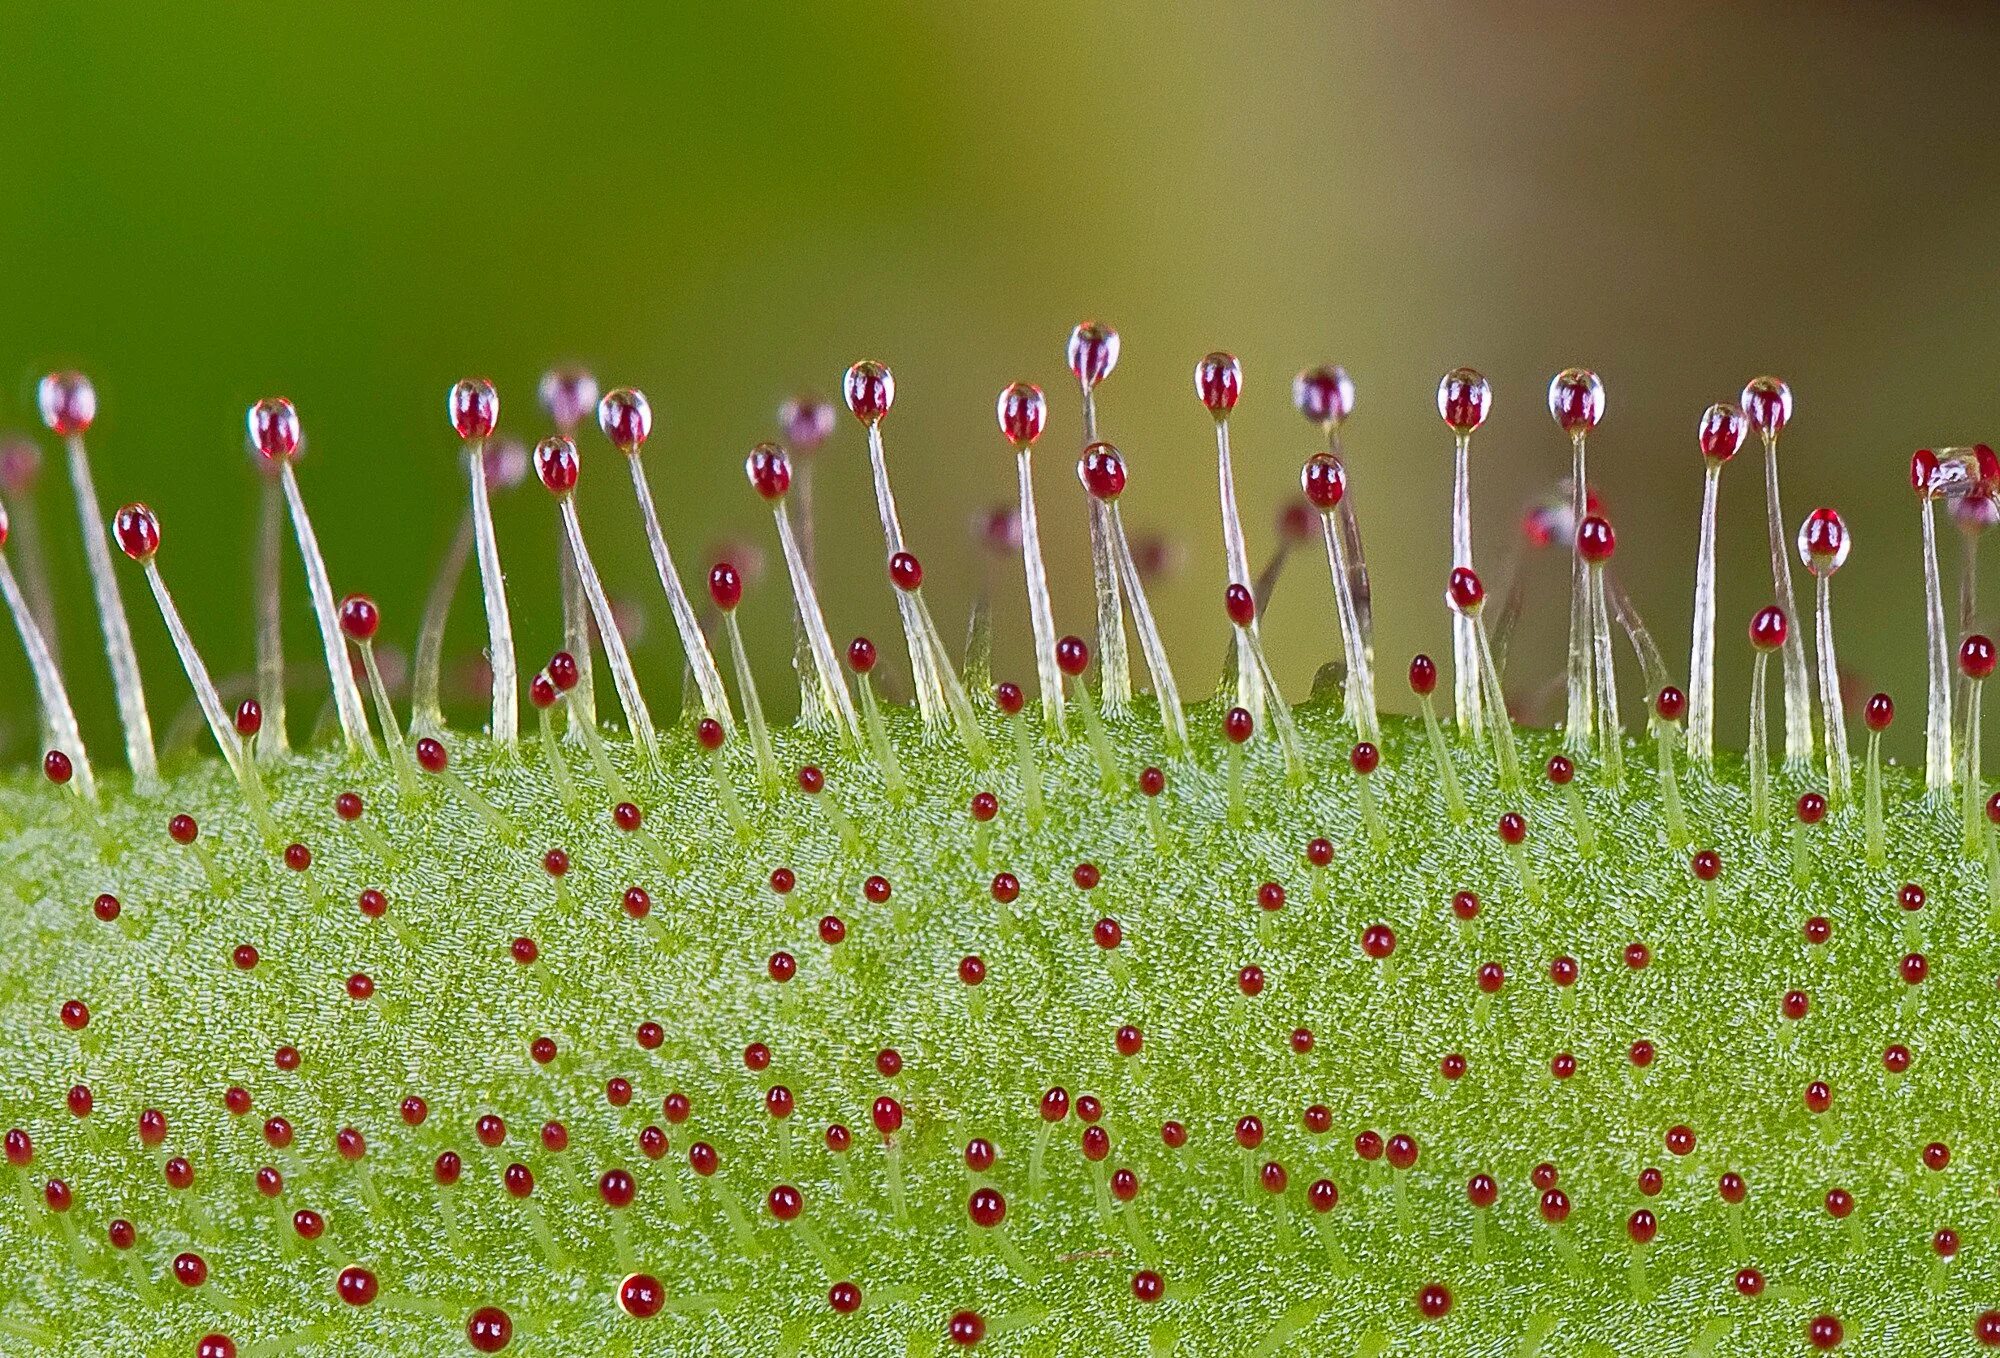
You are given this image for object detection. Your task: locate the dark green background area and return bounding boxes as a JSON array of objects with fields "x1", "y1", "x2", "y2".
[{"x1": 3, "y1": 3, "x2": 1998, "y2": 762}]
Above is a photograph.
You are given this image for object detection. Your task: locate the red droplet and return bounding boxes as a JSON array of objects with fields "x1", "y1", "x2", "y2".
[
  {"x1": 1577, "y1": 515, "x2": 1615, "y2": 564},
  {"x1": 1666, "y1": 1125, "x2": 1696, "y2": 1156},
  {"x1": 1417, "y1": 1284, "x2": 1452, "y2": 1320},
  {"x1": 843, "y1": 362, "x2": 894, "y2": 424},
  {"x1": 1224, "y1": 706, "x2": 1254, "y2": 744},
  {"x1": 37, "y1": 372, "x2": 97, "y2": 436},
  {"x1": 1625, "y1": 942, "x2": 1651, "y2": 969},
  {"x1": 450, "y1": 379, "x2": 500, "y2": 441},
  {"x1": 1294, "y1": 365, "x2": 1355, "y2": 426},
  {"x1": 997, "y1": 382, "x2": 1046, "y2": 447},
  {"x1": 1362, "y1": 924, "x2": 1396, "y2": 959},
  {"x1": 1865, "y1": 693, "x2": 1894, "y2": 731},
  {"x1": 828, "y1": 1281, "x2": 863, "y2": 1315},
  {"x1": 948, "y1": 1310, "x2": 986, "y2": 1347},
  {"x1": 1741, "y1": 376, "x2": 1793, "y2": 436},
  {"x1": 1806, "y1": 1314, "x2": 1843, "y2": 1350},
  {"x1": 1194, "y1": 353, "x2": 1241, "y2": 414},
  {"x1": 1547, "y1": 369, "x2": 1605, "y2": 433},
  {"x1": 247, "y1": 397, "x2": 301, "y2": 462},
  {"x1": 1962, "y1": 635, "x2": 1997, "y2": 680},
  {"x1": 707, "y1": 562, "x2": 742, "y2": 613},
  {"x1": 1627, "y1": 1208, "x2": 1657, "y2": 1244},
  {"x1": 533, "y1": 436, "x2": 580, "y2": 495},
  {"x1": 233, "y1": 699, "x2": 263, "y2": 737},
  {"x1": 746, "y1": 443, "x2": 792, "y2": 501},
  {"x1": 1453, "y1": 891, "x2": 1480, "y2": 921},
  {"x1": 1698, "y1": 403, "x2": 1747, "y2": 462},
  {"x1": 337, "y1": 1265, "x2": 378, "y2": 1306},
  {"x1": 1798, "y1": 792, "x2": 1826, "y2": 825},
  {"x1": 467, "y1": 1306, "x2": 514, "y2": 1353},
  {"x1": 1301, "y1": 453, "x2": 1345, "y2": 511},
  {"x1": 597, "y1": 388, "x2": 653, "y2": 453},
  {"x1": 1467, "y1": 1174, "x2": 1497, "y2": 1208},
  {"x1": 1539, "y1": 1188, "x2": 1571, "y2": 1224},
  {"x1": 1068, "y1": 322, "x2": 1120, "y2": 389},
  {"x1": 111, "y1": 504, "x2": 160, "y2": 561},
  {"x1": 1750, "y1": 605, "x2": 1789, "y2": 652},
  {"x1": 888, "y1": 551, "x2": 923, "y2": 592},
  {"x1": 1056, "y1": 635, "x2": 1091, "y2": 678},
  {"x1": 1078, "y1": 443, "x2": 1127, "y2": 501},
  {"x1": 619, "y1": 1272, "x2": 666, "y2": 1319},
  {"x1": 1238, "y1": 964, "x2": 1264, "y2": 996},
  {"x1": 1437, "y1": 368, "x2": 1492, "y2": 432}
]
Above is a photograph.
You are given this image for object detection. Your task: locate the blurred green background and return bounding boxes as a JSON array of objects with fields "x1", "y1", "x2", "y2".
[{"x1": 4, "y1": 2, "x2": 1999, "y2": 764}]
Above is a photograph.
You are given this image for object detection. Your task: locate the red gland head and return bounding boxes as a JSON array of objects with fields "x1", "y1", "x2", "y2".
[
  {"x1": 1961, "y1": 634, "x2": 1996, "y2": 681},
  {"x1": 1194, "y1": 352, "x2": 1242, "y2": 415},
  {"x1": 548, "y1": 651, "x2": 579, "y2": 691},
  {"x1": 1911, "y1": 448, "x2": 1942, "y2": 499},
  {"x1": 1408, "y1": 653, "x2": 1438, "y2": 696},
  {"x1": 1749, "y1": 605, "x2": 1789, "y2": 653},
  {"x1": 37, "y1": 371, "x2": 97, "y2": 436},
  {"x1": 1447, "y1": 566, "x2": 1485, "y2": 615},
  {"x1": 778, "y1": 393, "x2": 836, "y2": 452},
  {"x1": 888, "y1": 551, "x2": 923, "y2": 592},
  {"x1": 1078, "y1": 442, "x2": 1127, "y2": 501},
  {"x1": 1797, "y1": 507, "x2": 1850, "y2": 576},
  {"x1": 597, "y1": 387, "x2": 653, "y2": 453},
  {"x1": 1301, "y1": 452, "x2": 1345, "y2": 511},
  {"x1": 1576, "y1": 515, "x2": 1615, "y2": 564},
  {"x1": 337, "y1": 594, "x2": 379, "y2": 643},
  {"x1": 1654, "y1": 686, "x2": 1686, "y2": 723},
  {"x1": 1224, "y1": 706, "x2": 1254, "y2": 743},
  {"x1": 112, "y1": 504, "x2": 160, "y2": 562},
  {"x1": 1067, "y1": 320, "x2": 1120, "y2": 390},
  {"x1": 1055, "y1": 635, "x2": 1091, "y2": 678},
  {"x1": 1741, "y1": 375, "x2": 1793, "y2": 436},
  {"x1": 537, "y1": 366, "x2": 599, "y2": 434},
  {"x1": 234, "y1": 700, "x2": 262, "y2": 737},
  {"x1": 1865, "y1": 692, "x2": 1894, "y2": 731},
  {"x1": 708, "y1": 562, "x2": 742, "y2": 612},
  {"x1": 247, "y1": 397, "x2": 301, "y2": 463},
  {"x1": 997, "y1": 382, "x2": 1045, "y2": 448},
  {"x1": 846, "y1": 636, "x2": 877, "y2": 674},
  {"x1": 448, "y1": 378, "x2": 499, "y2": 442},
  {"x1": 533, "y1": 436, "x2": 580, "y2": 496},
  {"x1": 1547, "y1": 368, "x2": 1605, "y2": 433},
  {"x1": 1293, "y1": 365, "x2": 1355, "y2": 427},
  {"x1": 1698, "y1": 402, "x2": 1747, "y2": 464},
  {"x1": 746, "y1": 443, "x2": 792, "y2": 501},
  {"x1": 1225, "y1": 583, "x2": 1256, "y2": 628},
  {"x1": 843, "y1": 361, "x2": 894, "y2": 424},
  {"x1": 1436, "y1": 367, "x2": 1492, "y2": 432}
]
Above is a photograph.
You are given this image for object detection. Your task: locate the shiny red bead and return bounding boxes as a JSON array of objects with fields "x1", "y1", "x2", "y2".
[
  {"x1": 1750, "y1": 605, "x2": 1789, "y2": 652},
  {"x1": 746, "y1": 443, "x2": 792, "y2": 500},
  {"x1": 1437, "y1": 368, "x2": 1491, "y2": 432},
  {"x1": 996, "y1": 383, "x2": 1045, "y2": 447},
  {"x1": 1194, "y1": 353, "x2": 1241, "y2": 414},
  {"x1": 1300, "y1": 453, "x2": 1345, "y2": 512}
]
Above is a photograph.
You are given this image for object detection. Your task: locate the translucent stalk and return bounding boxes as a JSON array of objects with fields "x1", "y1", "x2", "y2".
[
  {"x1": 557, "y1": 534, "x2": 597, "y2": 737},
  {"x1": 1069, "y1": 678, "x2": 1122, "y2": 793},
  {"x1": 7, "y1": 496, "x2": 59, "y2": 668},
  {"x1": 1081, "y1": 385, "x2": 1132, "y2": 711},
  {"x1": 1320, "y1": 514, "x2": 1378, "y2": 740},
  {"x1": 856, "y1": 673, "x2": 908, "y2": 799},
  {"x1": 562, "y1": 691, "x2": 630, "y2": 805},
  {"x1": 1562, "y1": 432, "x2": 1593, "y2": 751},
  {"x1": 1920, "y1": 501, "x2": 1954, "y2": 796},
  {"x1": 535, "y1": 707, "x2": 579, "y2": 814},
  {"x1": 1006, "y1": 711, "x2": 1045, "y2": 826},
  {"x1": 1686, "y1": 464, "x2": 1722, "y2": 764},
  {"x1": 410, "y1": 506, "x2": 473, "y2": 738},
  {"x1": 1813, "y1": 575, "x2": 1852, "y2": 805},
  {"x1": 556, "y1": 498, "x2": 660, "y2": 768},
  {"x1": 1015, "y1": 450, "x2": 1065, "y2": 735},
  {"x1": 1452, "y1": 432, "x2": 1484, "y2": 737},
  {"x1": 1214, "y1": 419, "x2": 1262, "y2": 719},
  {"x1": 910, "y1": 589, "x2": 989, "y2": 763},
  {"x1": 772, "y1": 507, "x2": 861, "y2": 744},
  {"x1": 253, "y1": 476, "x2": 291, "y2": 757},
  {"x1": 66, "y1": 435, "x2": 157, "y2": 785},
  {"x1": 1761, "y1": 431, "x2": 1815, "y2": 767},
  {"x1": 1961, "y1": 528, "x2": 1981, "y2": 632},
  {"x1": 1864, "y1": 729, "x2": 1885, "y2": 867},
  {"x1": 466, "y1": 448, "x2": 518, "y2": 746},
  {"x1": 0, "y1": 554, "x2": 93, "y2": 799},
  {"x1": 721, "y1": 613, "x2": 777, "y2": 792},
  {"x1": 1107, "y1": 503, "x2": 1189, "y2": 752},
  {"x1": 1472, "y1": 616, "x2": 1523, "y2": 801},
  {"x1": 1962, "y1": 681, "x2": 1985, "y2": 857},
  {"x1": 627, "y1": 454, "x2": 733, "y2": 731},
  {"x1": 355, "y1": 643, "x2": 421, "y2": 799},
  {"x1": 1416, "y1": 693, "x2": 1468, "y2": 822},
  {"x1": 1589, "y1": 565, "x2": 1624, "y2": 787},
  {"x1": 1749, "y1": 652, "x2": 1772, "y2": 831},
  {"x1": 279, "y1": 463, "x2": 376, "y2": 761},
  {"x1": 139, "y1": 562, "x2": 247, "y2": 784},
  {"x1": 864, "y1": 422, "x2": 946, "y2": 725},
  {"x1": 1656, "y1": 722, "x2": 1688, "y2": 847},
  {"x1": 1607, "y1": 572, "x2": 1671, "y2": 699}
]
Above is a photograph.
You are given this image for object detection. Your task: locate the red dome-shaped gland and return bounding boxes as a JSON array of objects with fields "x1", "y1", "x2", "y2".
[
  {"x1": 1078, "y1": 443, "x2": 1126, "y2": 501},
  {"x1": 533, "y1": 436, "x2": 579, "y2": 495},
  {"x1": 1225, "y1": 583, "x2": 1256, "y2": 628},
  {"x1": 1362, "y1": 924, "x2": 1396, "y2": 959},
  {"x1": 337, "y1": 594, "x2": 379, "y2": 643},
  {"x1": 968, "y1": 1186, "x2": 1006, "y2": 1228},
  {"x1": 1055, "y1": 635, "x2": 1090, "y2": 677},
  {"x1": 997, "y1": 383, "x2": 1045, "y2": 448},
  {"x1": 467, "y1": 1306, "x2": 513, "y2": 1353},
  {"x1": 449, "y1": 378, "x2": 499, "y2": 441},
  {"x1": 1301, "y1": 452, "x2": 1345, "y2": 511},
  {"x1": 846, "y1": 636, "x2": 877, "y2": 674},
  {"x1": 1548, "y1": 369, "x2": 1605, "y2": 433},
  {"x1": 1576, "y1": 515, "x2": 1615, "y2": 564},
  {"x1": 871, "y1": 1096, "x2": 903, "y2": 1137},
  {"x1": 1698, "y1": 402, "x2": 1747, "y2": 463},
  {"x1": 1224, "y1": 706, "x2": 1254, "y2": 743},
  {"x1": 888, "y1": 552, "x2": 923, "y2": 592},
  {"x1": 247, "y1": 397, "x2": 301, "y2": 463},
  {"x1": 843, "y1": 361, "x2": 894, "y2": 423},
  {"x1": 746, "y1": 443, "x2": 792, "y2": 501},
  {"x1": 1912, "y1": 448, "x2": 1942, "y2": 499},
  {"x1": 1655, "y1": 686, "x2": 1686, "y2": 723},
  {"x1": 1750, "y1": 605, "x2": 1789, "y2": 653},
  {"x1": 1865, "y1": 692, "x2": 1894, "y2": 731},
  {"x1": 111, "y1": 504, "x2": 160, "y2": 562},
  {"x1": 597, "y1": 387, "x2": 653, "y2": 453},
  {"x1": 1961, "y1": 635, "x2": 1996, "y2": 681},
  {"x1": 37, "y1": 372, "x2": 97, "y2": 436},
  {"x1": 1436, "y1": 368, "x2": 1491, "y2": 432},
  {"x1": 337, "y1": 1265, "x2": 378, "y2": 1306},
  {"x1": 538, "y1": 367, "x2": 599, "y2": 433},
  {"x1": 708, "y1": 562, "x2": 742, "y2": 613},
  {"x1": 1068, "y1": 321, "x2": 1120, "y2": 389},
  {"x1": 1294, "y1": 366, "x2": 1355, "y2": 426},
  {"x1": 234, "y1": 700, "x2": 262, "y2": 738},
  {"x1": 778, "y1": 394, "x2": 836, "y2": 452},
  {"x1": 1408, "y1": 654, "x2": 1438, "y2": 696},
  {"x1": 619, "y1": 1274, "x2": 665, "y2": 1319},
  {"x1": 1797, "y1": 507, "x2": 1850, "y2": 576},
  {"x1": 1194, "y1": 352, "x2": 1242, "y2": 415},
  {"x1": 1806, "y1": 1315, "x2": 1843, "y2": 1350},
  {"x1": 1447, "y1": 566, "x2": 1485, "y2": 614},
  {"x1": 1741, "y1": 376, "x2": 1792, "y2": 435}
]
